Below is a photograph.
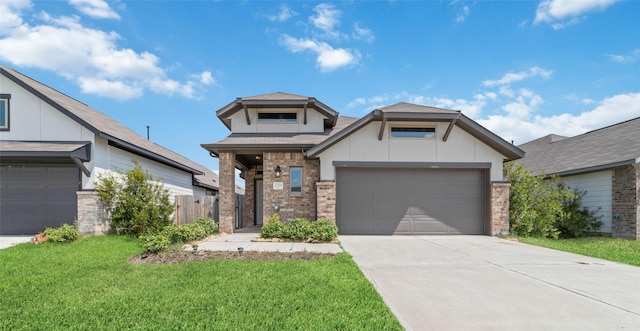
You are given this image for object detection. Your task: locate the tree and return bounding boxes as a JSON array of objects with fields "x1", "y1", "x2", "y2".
[
  {"x1": 505, "y1": 162, "x2": 575, "y2": 239},
  {"x1": 95, "y1": 160, "x2": 173, "y2": 235}
]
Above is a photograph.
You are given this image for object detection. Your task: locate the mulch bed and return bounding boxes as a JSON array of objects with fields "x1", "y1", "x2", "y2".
[{"x1": 128, "y1": 250, "x2": 337, "y2": 265}]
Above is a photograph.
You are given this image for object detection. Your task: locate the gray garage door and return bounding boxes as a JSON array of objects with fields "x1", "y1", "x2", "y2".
[
  {"x1": 336, "y1": 167, "x2": 485, "y2": 235},
  {"x1": 0, "y1": 165, "x2": 79, "y2": 235}
]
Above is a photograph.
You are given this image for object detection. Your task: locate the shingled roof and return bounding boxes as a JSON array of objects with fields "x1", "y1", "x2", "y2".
[
  {"x1": 0, "y1": 65, "x2": 207, "y2": 176},
  {"x1": 516, "y1": 117, "x2": 640, "y2": 176}
]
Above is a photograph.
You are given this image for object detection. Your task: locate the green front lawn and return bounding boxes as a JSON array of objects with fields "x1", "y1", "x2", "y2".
[
  {"x1": 0, "y1": 236, "x2": 402, "y2": 330},
  {"x1": 519, "y1": 237, "x2": 640, "y2": 267}
]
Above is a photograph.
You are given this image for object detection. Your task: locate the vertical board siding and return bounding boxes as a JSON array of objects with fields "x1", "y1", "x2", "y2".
[
  {"x1": 174, "y1": 196, "x2": 218, "y2": 224},
  {"x1": 561, "y1": 170, "x2": 613, "y2": 233}
]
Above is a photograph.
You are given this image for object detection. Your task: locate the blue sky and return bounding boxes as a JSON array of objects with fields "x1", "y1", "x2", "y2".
[{"x1": 1, "y1": 0, "x2": 639, "y2": 174}]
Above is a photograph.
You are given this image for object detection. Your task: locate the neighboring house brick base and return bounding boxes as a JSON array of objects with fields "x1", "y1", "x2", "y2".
[
  {"x1": 316, "y1": 181, "x2": 336, "y2": 221},
  {"x1": 219, "y1": 152, "x2": 236, "y2": 234},
  {"x1": 76, "y1": 191, "x2": 110, "y2": 235},
  {"x1": 612, "y1": 164, "x2": 640, "y2": 240},
  {"x1": 490, "y1": 182, "x2": 510, "y2": 236}
]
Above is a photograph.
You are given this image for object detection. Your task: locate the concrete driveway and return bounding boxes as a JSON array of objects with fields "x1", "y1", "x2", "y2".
[{"x1": 339, "y1": 235, "x2": 640, "y2": 331}]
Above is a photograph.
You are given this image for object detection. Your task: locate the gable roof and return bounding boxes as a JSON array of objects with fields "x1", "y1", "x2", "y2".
[
  {"x1": 306, "y1": 102, "x2": 524, "y2": 161},
  {"x1": 215, "y1": 92, "x2": 339, "y2": 130},
  {"x1": 0, "y1": 65, "x2": 205, "y2": 176},
  {"x1": 517, "y1": 117, "x2": 640, "y2": 176}
]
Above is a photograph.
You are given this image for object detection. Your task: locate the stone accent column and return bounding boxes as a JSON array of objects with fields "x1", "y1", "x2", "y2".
[
  {"x1": 612, "y1": 164, "x2": 639, "y2": 239},
  {"x1": 490, "y1": 182, "x2": 510, "y2": 236},
  {"x1": 218, "y1": 152, "x2": 236, "y2": 234},
  {"x1": 316, "y1": 181, "x2": 336, "y2": 222},
  {"x1": 76, "y1": 191, "x2": 110, "y2": 235},
  {"x1": 243, "y1": 168, "x2": 256, "y2": 227}
]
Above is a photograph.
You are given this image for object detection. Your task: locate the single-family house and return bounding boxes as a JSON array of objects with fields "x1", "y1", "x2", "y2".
[
  {"x1": 202, "y1": 93, "x2": 524, "y2": 235},
  {"x1": 0, "y1": 65, "x2": 220, "y2": 235},
  {"x1": 516, "y1": 117, "x2": 640, "y2": 239}
]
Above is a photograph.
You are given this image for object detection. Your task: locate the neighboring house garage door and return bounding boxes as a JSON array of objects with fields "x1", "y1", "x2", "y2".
[
  {"x1": 336, "y1": 167, "x2": 486, "y2": 235},
  {"x1": 0, "y1": 165, "x2": 79, "y2": 235}
]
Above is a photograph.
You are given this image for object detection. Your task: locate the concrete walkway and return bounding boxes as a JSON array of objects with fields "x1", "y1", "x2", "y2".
[
  {"x1": 196, "y1": 230, "x2": 343, "y2": 254},
  {"x1": 340, "y1": 235, "x2": 640, "y2": 331},
  {"x1": 0, "y1": 236, "x2": 32, "y2": 250}
]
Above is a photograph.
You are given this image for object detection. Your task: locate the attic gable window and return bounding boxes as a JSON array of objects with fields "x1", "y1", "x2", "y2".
[
  {"x1": 391, "y1": 127, "x2": 435, "y2": 139},
  {"x1": 258, "y1": 112, "x2": 297, "y2": 123},
  {"x1": 0, "y1": 94, "x2": 10, "y2": 131}
]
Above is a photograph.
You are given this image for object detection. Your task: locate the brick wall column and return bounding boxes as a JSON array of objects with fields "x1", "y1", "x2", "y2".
[
  {"x1": 636, "y1": 162, "x2": 640, "y2": 240},
  {"x1": 316, "y1": 181, "x2": 336, "y2": 222},
  {"x1": 218, "y1": 152, "x2": 236, "y2": 234},
  {"x1": 243, "y1": 168, "x2": 256, "y2": 227},
  {"x1": 76, "y1": 191, "x2": 110, "y2": 235},
  {"x1": 612, "y1": 165, "x2": 638, "y2": 239},
  {"x1": 490, "y1": 182, "x2": 510, "y2": 236}
]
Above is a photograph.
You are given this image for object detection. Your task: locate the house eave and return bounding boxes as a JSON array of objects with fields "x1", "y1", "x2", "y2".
[{"x1": 547, "y1": 159, "x2": 637, "y2": 177}]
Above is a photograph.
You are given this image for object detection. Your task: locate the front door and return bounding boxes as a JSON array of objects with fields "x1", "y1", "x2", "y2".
[{"x1": 255, "y1": 179, "x2": 264, "y2": 225}]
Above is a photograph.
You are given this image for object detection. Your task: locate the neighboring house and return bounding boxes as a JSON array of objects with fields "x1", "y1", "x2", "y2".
[
  {"x1": 0, "y1": 65, "x2": 220, "y2": 235},
  {"x1": 516, "y1": 117, "x2": 640, "y2": 240},
  {"x1": 202, "y1": 92, "x2": 524, "y2": 235}
]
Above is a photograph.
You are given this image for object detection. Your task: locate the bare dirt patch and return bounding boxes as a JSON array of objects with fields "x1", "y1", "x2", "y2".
[{"x1": 129, "y1": 250, "x2": 337, "y2": 265}]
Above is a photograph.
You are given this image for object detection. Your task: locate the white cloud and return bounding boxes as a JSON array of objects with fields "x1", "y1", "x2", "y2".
[
  {"x1": 281, "y1": 35, "x2": 359, "y2": 72},
  {"x1": 310, "y1": 3, "x2": 342, "y2": 39},
  {"x1": 199, "y1": 71, "x2": 214, "y2": 85},
  {"x1": 0, "y1": 0, "x2": 31, "y2": 33},
  {"x1": 607, "y1": 48, "x2": 640, "y2": 63},
  {"x1": 482, "y1": 66, "x2": 552, "y2": 87},
  {"x1": 0, "y1": 2, "x2": 213, "y2": 100},
  {"x1": 267, "y1": 4, "x2": 296, "y2": 22},
  {"x1": 455, "y1": 5, "x2": 470, "y2": 23},
  {"x1": 69, "y1": 0, "x2": 120, "y2": 20},
  {"x1": 534, "y1": 0, "x2": 618, "y2": 28},
  {"x1": 352, "y1": 23, "x2": 375, "y2": 43}
]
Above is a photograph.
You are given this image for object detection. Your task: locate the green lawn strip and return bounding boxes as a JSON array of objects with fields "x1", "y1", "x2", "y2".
[
  {"x1": 0, "y1": 236, "x2": 402, "y2": 330},
  {"x1": 518, "y1": 237, "x2": 640, "y2": 267}
]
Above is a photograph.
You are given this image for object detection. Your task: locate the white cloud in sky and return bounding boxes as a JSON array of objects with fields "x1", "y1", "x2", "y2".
[
  {"x1": 482, "y1": 66, "x2": 552, "y2": 87},
  {"x1": 281, "y1": 35, "x2": 359, "y2": 72},
  {"x1": 267, "y1": 4, "x2": 296, "y2": 22},
  {"x1": 606, "y1": 48, "x2": 640, "y2": 63},
  {"x1": 69, "y1": 0, "x2": 120, "y2": 20},
  {"x1": 347, "y1": 66, "x2": 640, "y2": 145},
  {"x1": 455, "y1": 6, "x2": 470, "y2": 23},
  {"x1": 352, "y1": 23, "x2": 375, "y2": 43},
  {"x1": 534, "y1": 0, "x2": 618, "y2": 28},
  {"x1": 310, "y1": 3, "x2": 342, "y2": 40},
  {"x1": 0, "y1": 1, "x2": 213, "y2": 100}
]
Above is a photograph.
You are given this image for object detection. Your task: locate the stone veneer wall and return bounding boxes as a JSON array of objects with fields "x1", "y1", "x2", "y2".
[
  {"x1": 612, "y1": 164, "x2": 639, "y2": 239},
  {"x1": 490, "y1": 182, "x2": 510, "y2": 236},
  {"x1": 262, "y1": 152, "x2": 319, "y2": 223},
  {"x1": 316, "y1": 181, "x2": 336, "y2": 222},
  {"x1": 76, "y1": 191, "x2": 110, "y2": 235},
  {"x1": 218, "y1": 152, "x2": 236, "y2": 234}
]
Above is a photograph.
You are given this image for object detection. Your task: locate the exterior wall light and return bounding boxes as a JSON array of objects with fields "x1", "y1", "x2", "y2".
[{"x1": 275, "y1": 165, "x2": 282, "y2": 178}]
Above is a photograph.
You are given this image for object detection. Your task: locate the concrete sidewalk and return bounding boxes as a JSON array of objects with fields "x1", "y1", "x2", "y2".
[
  {"x1": 195, "y1": 232, "x2": 343, "y2": 254},
  {"x1": 0, "y1": 236, "x2": 32, "y2": 250}
]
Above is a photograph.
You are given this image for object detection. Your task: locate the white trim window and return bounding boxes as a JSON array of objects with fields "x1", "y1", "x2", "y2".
[
  {"x1": 0, "y1": 94, "x2": 10, "y2": 131},
  {"x1": 290, "y1": 167, "x2": 302, "y2": 194},
  {"x1": 390, "y1": 127, "x2": 435, "y2": 138}
]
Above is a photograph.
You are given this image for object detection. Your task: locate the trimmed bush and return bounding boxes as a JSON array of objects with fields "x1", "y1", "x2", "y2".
[
  {"x1": 310, "y1": 219, "x2": 339, "y2": 241},
  {"x1": 284, "y1": 218, "x2": 312, "y2": 240},
  {"x1": 162, "y1": 225, "x2": 197, "y2": 243},
  {"x1": 193, "y1": 217, "x2": 219, "y2": 235},
  {"x1": 139, "y1": 234, "x2": 170, "y2": 253},
  {"x1": 43, "y1": 223, "x2": 80, "y2": 243},
  {"x1": 260, "y1": 214, "x2": 285, "y2": 238}
]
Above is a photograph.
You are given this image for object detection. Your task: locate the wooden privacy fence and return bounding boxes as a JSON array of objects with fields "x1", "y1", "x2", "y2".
[{"x1": 174, "y1": 195, "x2": 218, "y2": 225}]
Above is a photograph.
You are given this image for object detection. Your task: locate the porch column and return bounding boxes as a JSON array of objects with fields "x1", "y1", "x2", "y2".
[
  {"x1": 219, "y1": 152, "x2": 236, "y2": 234},
  {"x1": 316, "y1": 181, "x2": 336, "y2": 222}
]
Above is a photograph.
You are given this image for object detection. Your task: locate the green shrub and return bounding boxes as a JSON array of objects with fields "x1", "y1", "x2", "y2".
[
  {"x1": 310, "y1": 219, "x2": 339, "y2": 241},
  {"x1": 284, "y1": 218, "x2": 312, "y2": 241},
  {"x1": 162, "y1": 224, "x2": 197, "y2": 243},
  {"x1": 193, "y1": 217, "x2": 219, "y2": 235},
  {"x1": 139, "y1": 234, "x2": 170, "y2": 253},
  {"x1": 260, "y1": 213, "x2": 285, "y2": 238},
  {"x1": 555, "y1": 188, "x2": 603, "y2": 238},
  {"x1": 95, "y1": 160, "x2": 173, "y2": 235},
  {"x1": 43, "y1": 223, "x2": 80, "y2": 243}
]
